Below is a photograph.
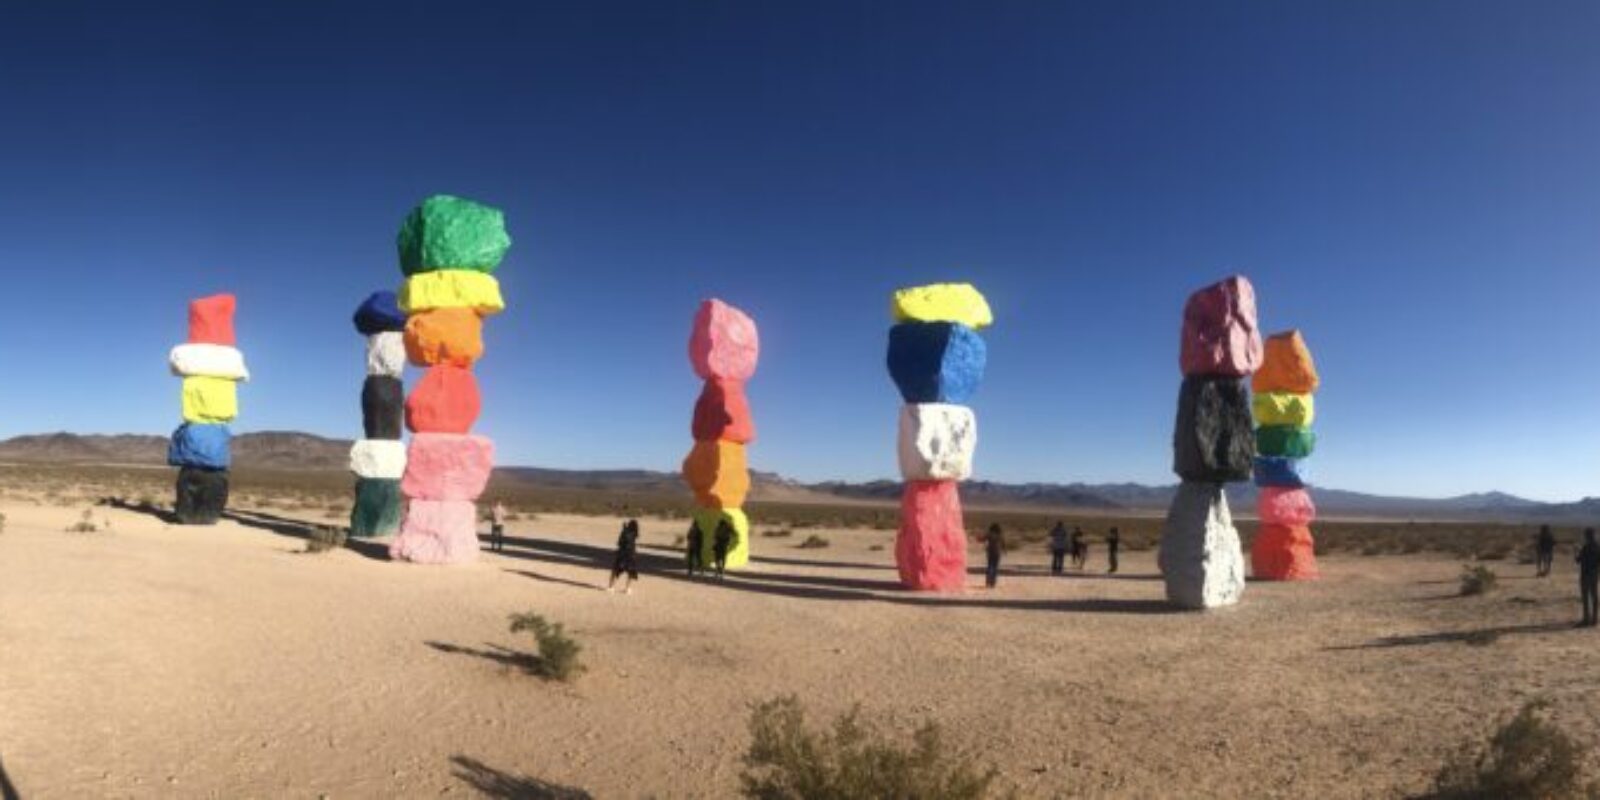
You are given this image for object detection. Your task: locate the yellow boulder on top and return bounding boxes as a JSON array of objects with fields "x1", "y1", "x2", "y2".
[
  {"x1": 891, "y1": 283, "x2": 992, "y2": 329},
  {"x1": 1252, "y1": 391, "x2": 1315, "y2": 427},
  {"x1": 182, "y1": 376, "x2": 238, "y2": 423},
  {"x1": 399, "y1": 270, "x2": 505, "y2": 316}
]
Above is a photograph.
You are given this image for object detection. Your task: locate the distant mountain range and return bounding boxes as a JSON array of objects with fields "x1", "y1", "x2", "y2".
[{"x1": 1, "y1": 431, "x2": 1594, "y2": 523}]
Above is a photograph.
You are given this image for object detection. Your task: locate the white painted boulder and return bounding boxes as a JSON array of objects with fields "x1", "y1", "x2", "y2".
[
  {"x1": 1157, "y1": 481, "x2": 1246, "y2": 609},
  {"x1": 896, "y1": 403, "x2": 977, "y2": 481},
  {"x1": 169, "y1": 344, "x2": 250, "y2": 382},
  {"x1": 349, "y1": 439, "x2": 407, "y2": 480},
  {"x1": 366, "y1": 331, "x2": 405, "y2": 378}
]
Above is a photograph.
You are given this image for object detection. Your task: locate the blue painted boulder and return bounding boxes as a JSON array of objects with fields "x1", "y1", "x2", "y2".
[
  {"x1": 1253, "y1": 456, "x2": 1309, "y2": 489},
  {"x1": 353, "y1": 291, "x2": 407, "y2": 335},
  {"x1": 886, "y1": 322, "x2": 987, "y2": 404},
  {"x1": 168, "y1": 423, "x2": 232, "y2": 470}
]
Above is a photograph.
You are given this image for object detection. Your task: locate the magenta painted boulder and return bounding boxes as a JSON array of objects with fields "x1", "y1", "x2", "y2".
[
  {"x1": 1180, "y1": 275, "x2": 1263, "y2": 377},
  {"x1": 402, "y1": 433, "x2": 494, "y2": 501},
  {"x1": 389, "y1": 499, "x2": 481, "y2": 564},
  {"x1": 1257, "y1": 486, "x2": 1316, "y2": 526},
  {"x1": 688, "y1": 299, "x2": 759, "y2": 381},
  {"x1": 896, "y1": 480, "x2": 968, "y2": 591}
]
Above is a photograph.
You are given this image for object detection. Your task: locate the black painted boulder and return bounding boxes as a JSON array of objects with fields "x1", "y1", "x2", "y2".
[
  {"x1": 362, "y1": 376, "x2": 404, "y2": 440},
  {"x1": 175, "y1": 466, "x2": 229, "y2": 525},
  {"x1": 1173, "y1": 376, "x2": 1255, "y2": 483}
]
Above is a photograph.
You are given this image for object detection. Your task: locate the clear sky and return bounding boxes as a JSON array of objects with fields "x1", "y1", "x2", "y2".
[{"x1": 1, "y1": 1, "x2": 1595, "y2": 501}]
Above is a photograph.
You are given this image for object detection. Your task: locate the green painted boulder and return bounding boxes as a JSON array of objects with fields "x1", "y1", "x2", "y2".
[
  {"x1": 350, "y1": 477, "x2": 403, "y2": 537},
  {"x1": 1256, "y1": 425, "x2": 1316, "y2": 458},
  {"x1": 397, "y1": 194, "x2": 512, "y2": 275}
]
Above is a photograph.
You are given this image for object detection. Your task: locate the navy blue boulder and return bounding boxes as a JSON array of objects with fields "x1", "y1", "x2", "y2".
[
  {"x1": 353, "y1": 291, "x2": 407, "y2": 334},
  {"x1": 886, "y1": 322, "x2": 986, "y2": 404},
  {"x1": 168, "y1": 423, "x2": 232, "y2": 470},
  {"x1": 1253, "y1": 456, "x2": 1308, "y2": 489}
]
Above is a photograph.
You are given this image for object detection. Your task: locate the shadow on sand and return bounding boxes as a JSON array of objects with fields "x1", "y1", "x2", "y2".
[
  {"x1": 451, "y1": 756, "x2": 592, "y2": 800},
  {"x1": 219, "y1": 508, "x2": 391, "y2": 561},
  {"x1": 100, "y1": 496, "x2": 178, "y2": 524},
  {"x1": 0, "y1": 754, "x2": 19, "y2": 800},
  {"x1": 1325, "y1": 620, "x2": 1577, "y2": 651},
  {"x1": 425, "y1": 641, "x2": 537, "y2": 673}
]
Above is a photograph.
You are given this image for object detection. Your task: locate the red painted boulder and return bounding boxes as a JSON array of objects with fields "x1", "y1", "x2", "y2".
[
  {"x1": 1180, "y1": 275, "x2": 1262, "y2": 377},
  {"x1": 389, "y1": 499, "x2": 480, "y2": 565},
  {"x1": 405, "y1": 365, "x2": 481, "y2": 433},
  {"x1": 1257, "y1": 487, "x2": 1316, "y2": 526},
  {"x1": 402, "y1": 433, "x2": 494, "y2": 501},
  {"x1": 688, "y1": 299, "x2": 759, "y2": 382},
  {"x1": 896, "y1": 480, "x2": 967, "y2": 591},
  {"x1": 188, "y1": 294, "x2": 237, "y2": 346},
  {"x1": 1251, "y1": 523, "x2": 1318, "y2": 580},
  {"x1": 691, "y1": 378, "x2": 755, "y2": 444}
]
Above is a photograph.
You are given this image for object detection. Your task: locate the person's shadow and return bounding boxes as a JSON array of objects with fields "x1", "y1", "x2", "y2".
[{"x1": 1, "y1": 754, "x2": 21, "y2": 800}]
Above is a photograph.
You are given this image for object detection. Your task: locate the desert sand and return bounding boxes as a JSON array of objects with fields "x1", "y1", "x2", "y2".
[{"x1": 2, "y1": 498, "x2": 1598, "y2": 799}]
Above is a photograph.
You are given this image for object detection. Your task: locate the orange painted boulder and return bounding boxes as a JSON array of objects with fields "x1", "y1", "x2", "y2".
[
  {"x1": 1251, "y1": 523, "x2": 1318, "y2": 580},
  {"x1": 1257, "y1": 487, "x2": 1316, "y2": 526},
  {"x1": 389, "y1": 499, "x2": 480, "y2": 564},
  {"x1": 402, "y1": 433, "x2": 494, "y2": 501},
  {"x1": 1253, "y1": 330, "x2": 1320, "y2": 394},
  {"x1": 404, "y1": 307, "x2": 484, "y2": 368},
  {"x1": 188, "y1": 294, "x2": 237, "y2": 346},
  {"x1": 688, "y1": 299, "x2": 759, "y2": 382},
  {"x1": 691, "y1": 379, "x2": 755, "y2": 444},
  {"x1": 1180, "y1": 275, "x2": 1261, "y2": 377},
  {"x1": 681, "y1": 440, "x2": 749, "y2": 508},
  {"x1": 405, "y1": 365, "x2": 481, "y2": 434},
  {"x1": 896, "y1": 480, "x2": 967, "y2": 591}
]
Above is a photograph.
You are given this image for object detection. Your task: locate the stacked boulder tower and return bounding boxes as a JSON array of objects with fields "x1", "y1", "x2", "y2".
[
  {"x1": 683, "y1": 299, "x2": 760, "y2": 570},
  {"x1": 167, "y1": 294, "x2": 248, "y2": 525},
  {"x1": 1250, "y1": 330, "x2": 1322, "y2": 580},
  {"x1": 388, "y1": 195, "x2": 510, "y2": 565},
  {"x1": 1159, "y1": 276, "x2": 1260, "y2": 609},
  {"x1": 348, "y1": 291, "x2": 409, "y2": 537},
  {"x1": 885, "y1": 283, "x2": 991, "y2": 591}
]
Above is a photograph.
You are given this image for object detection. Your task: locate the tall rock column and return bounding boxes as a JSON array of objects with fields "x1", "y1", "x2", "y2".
[
  {"x1": 348, "y1": 291, "x2": 408, "y2": 537},
  {"x1": 1159, "y1": 276, "x2": 1260, "y2": 609},
  {"x1": 885, "y1": 283, "x2": 991, "y2": 591},
  {"x1": 388, "y1": 194, "x2": 510, "y2": 565},
  {"x1": 684, "y1": 299, "x2": 760, "y2": 570},
  {"x1": 1250, "y1": 330, "x2": 1321, "y2": 580},
  {"x1": 167, "y1": 294, "x2": 247, "y2": 525}
]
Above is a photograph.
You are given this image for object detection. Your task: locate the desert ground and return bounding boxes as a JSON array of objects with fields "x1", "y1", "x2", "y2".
[{"x1": 2, "y1": 492, "x2": 1598, "y2": 799}]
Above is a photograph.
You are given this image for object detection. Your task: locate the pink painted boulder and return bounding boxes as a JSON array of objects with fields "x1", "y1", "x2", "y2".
[
  {"x1": 402, "y1": 433, "x2": 494, "y2": 501},
  {"x1": 389, "y1": 499, "x2": 481, "y2": 564},
  {"x1": 896, "y1": 480, "x2": 968, "y2": 591},
  {"x1": 1180, "y1": 275, "x2": 1262, "y2": 377},
  {"x1": 689, "y1": 299, "x2": 759, "y2": 382},
  {"x1": 1257, "y1": 487, "x2": 1316, "y2": 526}
]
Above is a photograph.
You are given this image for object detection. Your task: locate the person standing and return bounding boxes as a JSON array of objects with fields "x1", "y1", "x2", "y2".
[
  {"x1": 685, "y1": 519, "x2": 704, "y2": 577},
  {"x1": 1071, "y1": 526, "x2": 1088, "y2": 571},
  {"x1": 712, "y1": 518, "x2": 735, "y2": 579},
  {"x1": 607, "y1": 519, "x2": 641, "y2": 594},
  {"x1": 983, "y1": 523, "x2": 1005, "y2": 589},
  {"x1": 489, "y1": 500, "x2": 507, "y2": 553},
  {"x1": 1048, "y1": 521, "x2": 1069, "y2": 576},
  {"x1": 1577, "y1": 528, "x2": 1599, "y2": 627},
  {"x1": 1536, "y1": 525, "x2": 1556, "y2": 578},
  {"x1": 1106, "y1": 526, "x2": 1121, "y2": 574}
]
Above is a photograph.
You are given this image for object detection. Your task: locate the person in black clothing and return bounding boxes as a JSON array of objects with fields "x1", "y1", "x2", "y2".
[
  {"x1": 685, "y1": 520, "x2": 704, "y2": 577},
  {"x1": 607, "y1": 519, "x2": 641, "y2": 594},
  {"x1": 1070, "y1": 527, "x2": 1088, "y2": 571},
  {"x1": 1048, "y1": 521, "x2": 1069, "y2": 576},
  {"x1": 1577, "y1": 528, "x2": 1599, "y2": 627},
  {"x1": 713, "y1": 518, "x2": 736, "y2": 579},
  {"x1": 983, "y1": 523, "x2": 1004, "y2": 588},
  {"x1": 1106, "y1": 527, "x2": 1121, "y2": 574},
  {"x1": 1535, "y1": 525, "x2": 1557, "y2": 578}
]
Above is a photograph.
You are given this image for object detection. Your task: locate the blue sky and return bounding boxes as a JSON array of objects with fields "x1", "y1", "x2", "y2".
[{"x1": 1, "y1": 1, "x2": 1595, "y2": 500}]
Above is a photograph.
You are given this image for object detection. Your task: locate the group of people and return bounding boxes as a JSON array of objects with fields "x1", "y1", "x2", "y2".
[
  {"x1": 980, "y1": 521, "x2": 1121, "y2": 589},
  {"x1": 1539, "y1": 525, "x2": 1600, "y2": 627}
]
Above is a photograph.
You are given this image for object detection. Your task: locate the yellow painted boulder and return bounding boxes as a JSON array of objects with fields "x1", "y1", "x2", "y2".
[
  {"x1": 399, "y1": 270, "x2": 505, "y2": 316},
  {"x1": 681, "y1": 440, "x2": 750, "y2": 508},
  {"x1": 693, "y1": 507, "x2": 750, "y2": 570},
  {"x1": 182, "y1": 376, "x2": 238, "y2": 423},
  {"x1": 891, "y1": 283, "x2": 993, "y2": 329},
  {"x1": 1252, "y1": 391, "x2": 1315, "y2": 427}
]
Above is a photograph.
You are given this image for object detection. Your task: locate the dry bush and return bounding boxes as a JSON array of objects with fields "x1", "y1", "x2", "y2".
[
  {"x1": 64, "y1": 509, "x2": 98, "y2": 534},
  {"x1": 739, "y1": 695, "x2": 1004, "y2": 800},
  {"x1": 1424, "y1": 700, "x2": 1599, "y2": 799},
  {"x1": 302, "y1": 526, "x2": 347, "y2": 554},
  {"x1": 797, "y1": 535, "x2": 831, "y2": 550},
  {"x1": 762, "y1": 529, "x2": 794, "y2": 538},
  {"x1": 508, "y1": 613, "x2": 585, "y2": 682},
  {"x1": 0, "y1": 511, "x2": 7, "y2": 534},
  {"x1": 1460, "y1": 565, "x2": 1499, "y2": 596}
]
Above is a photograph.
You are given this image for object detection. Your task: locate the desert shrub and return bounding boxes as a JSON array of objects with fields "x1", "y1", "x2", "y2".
[
  {"x1": 739, "y1": 695, "x2": 1003, "y2": 800},
  {"x1": 1425, "y1": 700, "x2": 1598, "y2": 799},
  {"x1": 869, "y1": 544, "x2": 885, "y2": 552},
  {"x1": 672, "y1": 533, "x2": 687, "y2": 548},
  {"x1": 303, "y1": 526, "x2": 347, "y2": 554},
  {"x1": 763, "y1": 529, "x2": 794, "y2": 538},
  {"x1": 0, "y1": 512, "x2": 6, "y2": 533},
  {"x1": 65, "y1": 509, "x2": 98, "y2": 534},
  {"x1": 508, "y1": 612, "x2": 585, "y2": 682},
  {"x1": 1460, "y1": 565, "x2": 1498, "y2": 597},
  {"x1": 797, "y1": 535, "x2": 830, "y2": 550}
]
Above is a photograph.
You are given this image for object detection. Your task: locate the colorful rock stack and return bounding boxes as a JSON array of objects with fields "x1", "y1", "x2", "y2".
[
  {"x1": 885, "y1": 283, "x2": 991, "y2": 591},
  {"x1": 387, "y1": 195, "x2": 510, "y2": 565},
  {"x1": 167, "y1": 294, "x2": 247, "y2": 525},
  {"x1": 1250, "y1": 330, "x2": 1321, "y2": 580},
  {"x1": 1159, "y1": 276, "x2": 1260, "y2": 609},
  {"x1": 348, "y1": 290, "x2": 408, "y2": 537},
  {"x1": 683, "y1": 299, "x2": 760, "y2": 570}
]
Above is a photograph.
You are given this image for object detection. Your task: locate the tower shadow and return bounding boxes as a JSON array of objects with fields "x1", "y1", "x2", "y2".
[{"x1": 450, "y1": 755, "x2": 592, "y2": 799}]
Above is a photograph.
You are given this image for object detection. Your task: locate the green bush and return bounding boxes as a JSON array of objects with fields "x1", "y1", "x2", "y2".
[
  {"x1": 1460, "y1": 565, "x2": 1498, "y2": 597},
  {"x1": 1425, "y1": 700, "x2": 1598, "y2": 799},
  {"x1": 740, "y1": 695, "x2": 1003, "y2": 800},
  {"x1": 508, "y1": 612, "x2": 585, "y2": 682}
]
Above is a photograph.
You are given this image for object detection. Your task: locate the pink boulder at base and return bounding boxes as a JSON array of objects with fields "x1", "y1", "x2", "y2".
[
  {"x1": 401, "y1": 433, "x2": 495, "y2": 501},
  {"x1": 688, "y1": 299, "x2": 760, "y2": 382},
  {"x1": 390, "y1": 499, "x2": 480, "y2": 564},
  {"x1": 1180, "y1": 275, "x2": 1263, "y2": 377},
  {"x1": 896, "y1": 480, "x2": 968, "y2": 591}
]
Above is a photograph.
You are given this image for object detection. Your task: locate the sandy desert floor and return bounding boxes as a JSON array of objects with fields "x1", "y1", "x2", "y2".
[{"x1": 2, "y1": 499, "x2": 1598, "y2": 799}]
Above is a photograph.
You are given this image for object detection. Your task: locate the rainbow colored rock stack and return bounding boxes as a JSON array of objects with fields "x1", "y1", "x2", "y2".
[
  {"x1": 167, "y1": 294, "x2": 247, "y2": 525},
  {"x1": 348, "y1": 290, "x2": 408, "y2": 537},
  {"x1": 1160, "y1": 276, "x2": 1260, "y2": 609},
  {"x1": 683, "y1": 299, "x2": 760, "y2": 569},
  {"x1": 1250, "y1": 330, "x2": 1321, "y2": 580},
  {"x1": 388, "y1": 195, "x2": 509, "y2": 564},
  {"x1": 885, "y1": 283, "x2": 991, "y2": 591}
]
